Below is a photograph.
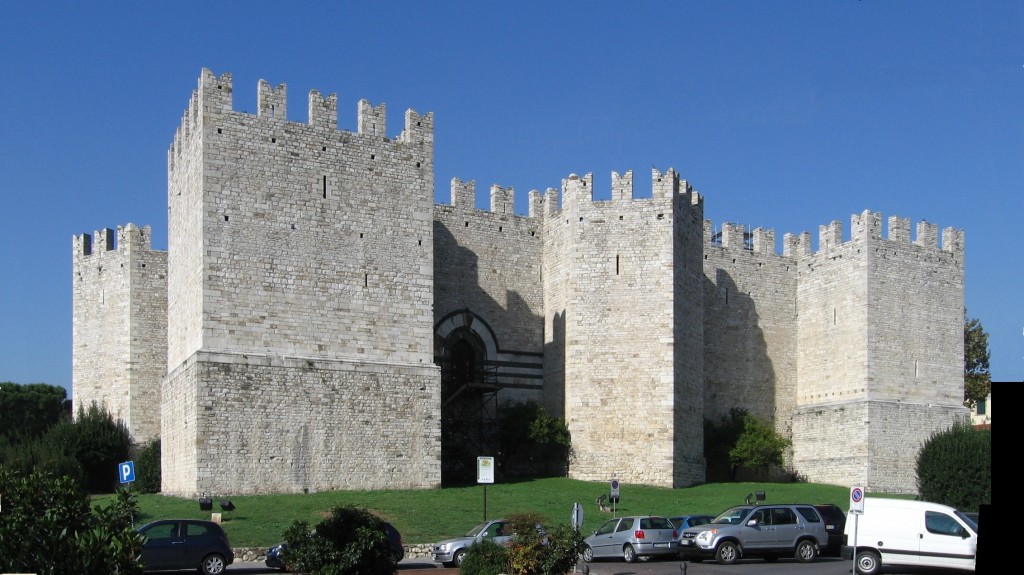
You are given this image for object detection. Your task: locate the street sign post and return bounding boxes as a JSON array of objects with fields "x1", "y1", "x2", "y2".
[
  {"x1": 849, "y1": 485, "x2": 865, "y2": 575},
  {"x1": 610, "y1": 478, "x2": 620, "y2": 515},
  {"x1": 478, "y1": 456, "x2": 495, "y2": 520}
]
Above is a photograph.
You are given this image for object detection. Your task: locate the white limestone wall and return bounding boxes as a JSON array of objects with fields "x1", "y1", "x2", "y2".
[
  {"x1": 72, "y1": 224, "x2": 166, "y2": 443},
  {"x1": 162, "y1": 351, "x2": 440, "y2": 496}
]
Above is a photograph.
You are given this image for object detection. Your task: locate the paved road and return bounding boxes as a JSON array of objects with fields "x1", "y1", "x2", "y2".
[{"x1": 224, "y1": 556, "x2": 969, "y2": 575}]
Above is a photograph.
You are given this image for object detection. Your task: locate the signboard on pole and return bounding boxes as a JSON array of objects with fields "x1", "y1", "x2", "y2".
[
  {"x1": 610, "y1": 478, "x2": 620, "y2": 503},
  {"x1": 571, "y1": 502, "x2": 584, "y2": 530},
  {"x1": 477, "y1": 456, "x2": 495, "y2": 484},
  {"x1": 119, "y1": 461, "x2": 136, "y2": 484},
  {"x1": 850, "y1": 485, "x2": 865, "y2": 514}
]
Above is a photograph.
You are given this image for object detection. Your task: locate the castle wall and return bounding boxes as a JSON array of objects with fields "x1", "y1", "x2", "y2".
[
  {"x1": 72, "y1": 224, "x2": 166, "y2": 443},
  {"x1": 434, "y1": 179, "x2": 545, "y2": 399},
  {"x1": 162, "y1": 69, "x2": 441, "y2": 494},
  {"x1": 551, "y1": 169, "x2": 705, "y2": 488},
  {"x1": 162, "y1": 352, "x2": 440, "y2": 496},
  {"x1": 702, "y1": 224, "x2": 799, "y2": 429}
]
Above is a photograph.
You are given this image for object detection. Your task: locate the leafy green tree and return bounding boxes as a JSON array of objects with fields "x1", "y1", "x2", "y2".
[
  {"x1": 497, "y1": 400, "x2": 572, "y2": 477},
  {"x1": 280, "y1": 504, "x2": 396, "y2": 575},
  {"x1": 704, "y1": 407, "x2": 748, "y2": 481},
  {"x1": 917, "y1": 419, "x2": 991, "y2": 511},
  {"x1": 728, "y1": 414, "x2": 792, "y2": 480},
  {"x1": 0, "y1": 468, "x2": 143, "y2": 575},
  {"x1": 964, "y1": 314, "x2": 991, "y2": 409},
  {"x1": 0, "y1": 382, "x2": 71, "y2": 440}
]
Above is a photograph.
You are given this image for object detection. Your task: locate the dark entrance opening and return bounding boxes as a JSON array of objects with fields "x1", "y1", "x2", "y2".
[{"x1": 439, "y1": 328, "x2": 498, "y2": 485}]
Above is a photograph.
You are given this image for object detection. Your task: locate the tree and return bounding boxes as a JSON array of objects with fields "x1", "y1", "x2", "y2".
[
  {"x1": 496, "y1": 400, "x2": 571, "y2": 478},
  {"x1": 704, "y1": 408, "x2": 748, "y2": 481},
  {"x1": 0, "y1": 382, "x2": 71, "y2": 440},
  {"x1": 963, "y1": 314, "x2": 991, "y2": 410},
  {"x1": 728, "y1": 414, "x2": 792, "y2": 480},
  {"x1": 44, "y1": 402, "x2": 133, "y2": 493}
]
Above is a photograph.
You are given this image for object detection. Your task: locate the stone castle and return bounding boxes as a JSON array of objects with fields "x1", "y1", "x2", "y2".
[{"x1": 72, "y1": 69, "x2": 968, "y2": 496}]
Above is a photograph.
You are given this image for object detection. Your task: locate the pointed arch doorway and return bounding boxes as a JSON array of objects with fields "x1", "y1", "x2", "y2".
[{"x1": 436, "y1": 316, "x2": 500, "y2": 485}]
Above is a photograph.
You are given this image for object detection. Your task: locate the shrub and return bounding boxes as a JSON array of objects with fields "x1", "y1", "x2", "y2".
[
  {"x1": 916, "y1": 419, "x2": 991, "y2": 511},
  {"x1": 461, "y1": 537, "x2": 509, "y2": 575},
  {"x1": 0, "y1": 468, "x2": 143, "y2": 575},
  {"x1": 279, "y1": 504, "x2": 396, "y2": 575},
  {"x1": 44, "y1": 402, "x2": 132, "y2": 493},
  {"x1": 133, "y1": 438, "x2": 161, "y2": 493},
  {"x1": 502, "y1": 511, "x2": 586, "y2": 575}
]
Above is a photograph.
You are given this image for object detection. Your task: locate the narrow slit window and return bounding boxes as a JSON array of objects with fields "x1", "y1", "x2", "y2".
[
  {"x1": 322, "y1": 176, "x2": 327, "y2": 199},
  {"x1": 616, "y1": 255, "x2": 620, "y2": 275}
]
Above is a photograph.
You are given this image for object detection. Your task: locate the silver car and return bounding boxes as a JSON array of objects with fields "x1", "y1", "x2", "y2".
[
  {"x1": 431, "y1": 518, "x2": 513, "y2": 567},
  {"x1": 582, "y1": 515, "x2": 678, "y2": 563}
]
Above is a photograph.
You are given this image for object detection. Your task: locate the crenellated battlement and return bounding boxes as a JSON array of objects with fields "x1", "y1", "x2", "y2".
[
  {"x1": 709, "y1": 209, "x2": 964, "y2": 259},
  {"x1": 170, "y1": 70, "x2": 433, "y2": 173},
  {"x1": 73, "y1": 223, "x2": 155, "y2": 259},
  {"x1": 490, "y1": 184, "x2": 514, "y2": 214},
  {"x1": 449, "y1": 178, "x2": 476, "y2": 210}
]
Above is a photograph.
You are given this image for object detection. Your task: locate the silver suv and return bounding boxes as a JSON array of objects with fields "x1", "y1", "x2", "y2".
[{"x1": 679, "y1": 504, "x2": 827, "y2": 565}]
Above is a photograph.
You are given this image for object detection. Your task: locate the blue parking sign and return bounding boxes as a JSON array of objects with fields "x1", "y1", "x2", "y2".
[{"x1": 119, "y1": 461, "x2": 136, "y2": 483}]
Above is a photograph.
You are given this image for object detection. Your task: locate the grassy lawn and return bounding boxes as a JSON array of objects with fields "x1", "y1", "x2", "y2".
[{"x1": 96, "y1": 479, "x2": 902, "y2": 548}]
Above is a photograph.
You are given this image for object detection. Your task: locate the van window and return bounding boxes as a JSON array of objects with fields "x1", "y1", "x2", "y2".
[{"x1": 925, "y1": 511, "x2": 966, "y2": 537}]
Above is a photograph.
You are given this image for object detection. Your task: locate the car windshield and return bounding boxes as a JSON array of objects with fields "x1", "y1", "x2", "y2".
[
  {"x1": 712, "y1": 506, "x2": 754, "y2": 525},
  {"x1": 466, "y1": 522, "x2": 492, "y2": 537}
]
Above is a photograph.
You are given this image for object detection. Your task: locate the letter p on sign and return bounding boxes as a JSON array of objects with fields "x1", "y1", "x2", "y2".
[{"x1": 119, "y1": 461, "x2": 136, "y2": 484}]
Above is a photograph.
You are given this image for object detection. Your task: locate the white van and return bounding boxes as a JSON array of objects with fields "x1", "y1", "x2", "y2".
[{"x1": 841, "y1": 497, "x2": 977, "y2": 574}]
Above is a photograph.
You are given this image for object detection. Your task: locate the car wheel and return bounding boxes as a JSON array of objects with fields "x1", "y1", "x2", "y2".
[
  {"x1": 795, "y1": 540, "x2": 816, "y2": 563},
  {"x1": 453, "y1": 549, "x2": 467, "y2": 567},
  {"x1": 200, "y1": 553, "x2": 226, "y2": 575},
  {"x1": 715, "y1": 541, "x2": 739, "y2": 565},
  {"x1": 583, "y1": 545, "x2": 594, "y2": 562},
  {"x1": 855, "y1": 550, "x2": 881, "y2": 575},
  {"x1": 622, "y1": 544, "x2": 636, "y2": 563}
]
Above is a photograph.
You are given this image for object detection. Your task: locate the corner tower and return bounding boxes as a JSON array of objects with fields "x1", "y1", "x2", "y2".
[
  {"x1": 162, "y1": 69, "x2": 441, "y2": 496},
  {"x1": 72, "y1": 224, "x2": 167, "y2": 443}
]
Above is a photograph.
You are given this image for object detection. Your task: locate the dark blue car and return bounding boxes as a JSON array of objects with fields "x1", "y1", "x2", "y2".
[{"x1": 137, "y1": 519, "x2": 234, "y2": 574}]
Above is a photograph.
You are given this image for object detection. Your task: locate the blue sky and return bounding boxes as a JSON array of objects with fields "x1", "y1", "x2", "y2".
[{"x1": 1, "y1": 1, "x2": 1020, "y2": 395}]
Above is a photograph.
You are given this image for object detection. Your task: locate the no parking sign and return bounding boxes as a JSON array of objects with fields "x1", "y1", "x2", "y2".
[{"x1": 850, "y1": 485, "x2": 864, "y2": 514}]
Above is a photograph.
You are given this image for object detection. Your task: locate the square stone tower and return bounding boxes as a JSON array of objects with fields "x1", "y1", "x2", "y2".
[{"x1": 161, "y1": 69, "x2": 441, "y2": 496}]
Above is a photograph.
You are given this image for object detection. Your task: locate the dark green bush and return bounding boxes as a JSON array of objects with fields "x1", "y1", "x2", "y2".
[
  {"x1": 916, "y1": 419, "x2": 991, "y2": 511},
  {"x1": 133, "y1": 438, "x2": 161, "y2": 493},
  {"x1": 280, "y1": 504, "x2": 396, "y2": 575},
  {"x1": 44, "y1": 402, "x2": 132, "y2": 493},
  {"x1": 0, "y1": 468, "x2": 143, "y2": 575},
  {"x1": 461, "y1": 537, "x2": 509, "y2": 575}
]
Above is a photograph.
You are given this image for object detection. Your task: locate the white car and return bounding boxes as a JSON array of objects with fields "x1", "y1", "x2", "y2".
[{"x1": 431, "y1": 519, "x2": 514, "y2": 567}]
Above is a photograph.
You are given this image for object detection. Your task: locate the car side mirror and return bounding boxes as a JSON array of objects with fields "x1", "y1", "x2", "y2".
[{"x1": 747, "y1": 519, "x2": 759, "y2": 527}]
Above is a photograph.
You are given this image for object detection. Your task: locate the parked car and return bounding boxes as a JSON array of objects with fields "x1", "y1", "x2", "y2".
[
  {"x1": 582, "y1": 515, "x2": 679, "y2": 563},
  {"x1": 265, "y1": 521, "x2": 403, "y2": 571},
  {"x1": 813, "y1": 504, "x2": 846, "y2": 557},
  {"x1": 431, "y1": 518, "x2": 515, "y2": 567},
  {"x1": 841, "y1": 498, "x2": 976, "y2": 574},
  {"x1": 669, "y1": 515, "x2": 714, "y2": 558},
  {"x1": 679, "y1": 504, "x2": 827, "y2": 565},
  {"x1": 137, "y1": 519, "x2": 234, "y2": 575}
]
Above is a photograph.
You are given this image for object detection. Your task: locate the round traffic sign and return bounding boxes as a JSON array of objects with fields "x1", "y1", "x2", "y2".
[{"x1": 851, "y1": 487, "x2": 863, "y2": 503}]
